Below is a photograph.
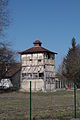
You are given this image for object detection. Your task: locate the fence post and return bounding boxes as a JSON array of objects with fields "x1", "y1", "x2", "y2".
[
  {"x1": 74, "y1": 80, "x2": 76, "y2": 118},
  {"x1": 30, "y1": 81, "x2": 31, "y2": 120}
]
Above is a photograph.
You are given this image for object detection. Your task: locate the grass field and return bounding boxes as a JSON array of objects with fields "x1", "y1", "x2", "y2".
[{"x1": 0, "y1": 90, "x2": 80, "y2": 120}]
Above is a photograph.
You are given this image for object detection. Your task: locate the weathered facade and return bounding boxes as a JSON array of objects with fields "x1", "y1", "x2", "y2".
[{"x1": 19, "y1": 40, "x2": 57, "y2": 92}]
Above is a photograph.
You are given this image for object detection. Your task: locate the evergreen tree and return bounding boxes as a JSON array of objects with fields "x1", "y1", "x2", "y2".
[{"x1": 57, "y1": 38, "x2": 80, "y2": 87}]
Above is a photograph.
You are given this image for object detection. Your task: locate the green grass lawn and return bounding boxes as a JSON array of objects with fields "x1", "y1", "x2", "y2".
[{"x1": 0, "y1": 90, "x2": 80, "y2": 120}]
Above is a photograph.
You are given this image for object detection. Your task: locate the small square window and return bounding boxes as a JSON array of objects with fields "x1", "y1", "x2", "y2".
[
  {"x1": 29, "y1": 59, "x2": 32, "y2": 61},
  {"x1": 38, "y1": 59, "x2": 41, "y2": 62}
]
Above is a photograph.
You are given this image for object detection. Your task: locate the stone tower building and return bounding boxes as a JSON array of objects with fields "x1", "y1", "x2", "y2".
[{"x1": 19, "y1": 40, "x2": 57, "y2": 91}]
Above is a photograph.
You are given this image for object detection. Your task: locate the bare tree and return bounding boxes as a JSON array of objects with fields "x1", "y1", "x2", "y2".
[
  {"x1": 0, "y1": 42, "x2": 16, "y2": 80},
  {"x1": 56, "y1": 60, "x2": 67, "y2": 81},
  {"x1": 0, "y1": 0, "x2": 9, "y2": 36}
]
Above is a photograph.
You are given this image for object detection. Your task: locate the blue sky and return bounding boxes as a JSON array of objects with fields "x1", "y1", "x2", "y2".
[{"x1": 5, "y1": 0, "x2": 80, "y2": 69}]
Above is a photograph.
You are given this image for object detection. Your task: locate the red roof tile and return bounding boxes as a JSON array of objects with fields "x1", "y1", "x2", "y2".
[
  {"x1": 18, "y1": 40, "x2": 57, "y2": 55},
  {"x1": 19, "y1": 46, "x2": 57, "y2": 55},
  {"x1": 6, "y1": 63, "x2": 21, "y2": 77}
]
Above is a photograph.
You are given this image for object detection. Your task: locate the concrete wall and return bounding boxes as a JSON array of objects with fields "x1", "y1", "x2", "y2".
[{"x1": 20, "y1": 79, "x2": 44, "y2": 92}]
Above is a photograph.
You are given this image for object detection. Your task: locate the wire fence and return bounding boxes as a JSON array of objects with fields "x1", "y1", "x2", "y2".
[
  {"x1": 0, "y1": 83, "x2": 80, "y2": 120},
  {"x1": 26, "y1": 82, "x2": 80, "y2": 120}
]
